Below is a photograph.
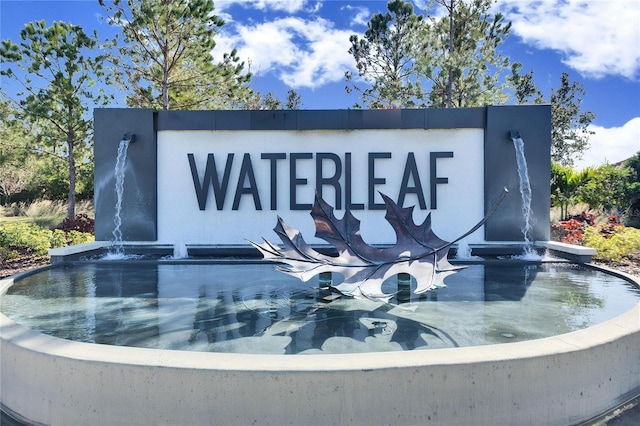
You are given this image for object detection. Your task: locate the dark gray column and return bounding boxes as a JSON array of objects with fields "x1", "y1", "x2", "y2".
[
  {"x1": 484, "y1": 105, "x2": 551, "y2": 242},
  {"x1": 94, "y1": 108, "x2": 157, "y2": 241}
]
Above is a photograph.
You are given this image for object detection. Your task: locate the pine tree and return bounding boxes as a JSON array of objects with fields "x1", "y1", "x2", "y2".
[
  {"x1": 99, "y1": 0, "x2": 251, "y2": 110},
  {"x1": 549, "y1": 73, "x2": 595, "y2": 167},
  {"x1": 1, "y1": 20, "x2": 111, "y2": 217},
  {"x1": 416, "y1": 0, "x2": 512, "y2": 108},
  {"x1": 345, "y1": 0, "x2": 425, "y2": 109}
]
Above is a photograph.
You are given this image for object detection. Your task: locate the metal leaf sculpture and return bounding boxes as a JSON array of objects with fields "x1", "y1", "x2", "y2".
[{"x1": 251, "y1": 189, "x2": 508, "y2": 300}]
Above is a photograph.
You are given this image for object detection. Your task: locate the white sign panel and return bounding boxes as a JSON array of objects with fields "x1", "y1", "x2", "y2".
[{"x1": 157, "y1": 129, "x2": 484, "y2": 245}]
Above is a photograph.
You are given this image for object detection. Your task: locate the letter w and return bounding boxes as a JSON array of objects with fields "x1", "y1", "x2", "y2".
[{"x1": 188, "y1": 153, "x2": 234, "y2": 210}]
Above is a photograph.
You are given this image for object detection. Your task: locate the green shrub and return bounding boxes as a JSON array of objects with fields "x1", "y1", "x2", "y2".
[
  {"x1": 0, "y1": 223, "x2": 52, "y2": 255},
  {"x1": 583, "y1": 226, "x2": 640, "y2": 263},
  {"x1": 0, "y1": 222, "x2": 94, "y2": 256},
  {"x1": 50, "y1": 229, "x2": 68, "y2": 249},
  {"x1": 53, "y1": 229, "x2": 94, "y2": 246},
  {"x1": 0, "y1": 246, "x2": 19, "y2": 261},
  {"x1": 69, "y1": 230, "x2": 93, "y2": 245}
]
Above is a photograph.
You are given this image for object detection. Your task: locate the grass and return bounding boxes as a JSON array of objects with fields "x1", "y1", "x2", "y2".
[
  {"x1": 550, "y1": 203, "x2": 610, "y2": 224},
  {"x1": 0, "y1": 216, "x2": 33, "y2": 224},
  {"x1": 1, "y1": 199, "x2": 94, "y2": 229}
]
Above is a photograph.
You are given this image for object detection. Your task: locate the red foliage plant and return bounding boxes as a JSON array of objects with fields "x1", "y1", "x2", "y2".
[
  {"x1": 552, "y1": 211, "x2": 595, "y2": 244},
  {"x1": 552, "y1": 213, "x2": 625, "y2": 245},
  {"x1": 567, "y1": 211, "x2": 596, "y2": 226},
  {"x1": 599, "y1": 215, "x2": 624, "y2": 238},
  {"x1": 59, "y1": 214, "x2": 95, "y2": 235},
  {"x1": 552, "y1": 219, "x2": 585, "y2": 245}
]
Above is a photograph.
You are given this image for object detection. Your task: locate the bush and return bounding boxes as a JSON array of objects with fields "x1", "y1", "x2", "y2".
[
  {"x1": 583, "y1": 225, "x2": 640, "y2": 263},
  {"x1": 0, "y1": 222, "x2": 94, "y2": 256},
  {"x1": 0, "y1": 223, "x2": 52, "y2": 255},
  {"x1": 1, "y1": 199, "x2": 95, "y2": 231},
  {"x1": 551, "y1": 219, "x2": 585, "y2": 245},
  {"x1": 58, "y1": 213, "x2": 95, "y2": 234},
  {"x1": 25, "y1": 200, "x2": 67, "y2": 229},
  {"x1": 56, "y1": 229, "x2": 94, "y2": 246},
  {"x1": 4, "y1": 202, "x2": 27, "y2": 217},
  {"x1": 550, "y1": 211, "x2": 595, "y2": 244},
  {"x1": 552, "y1": 214, "x2": 640, "y2": 263},
  {"x1": 0, "y1": 246, "x2": 19, "y2": 261}
]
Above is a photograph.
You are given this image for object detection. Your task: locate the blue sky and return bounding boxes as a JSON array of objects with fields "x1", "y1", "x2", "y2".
[{"x1": 1, "y1": 0, "x2": 638, "y2": 169}]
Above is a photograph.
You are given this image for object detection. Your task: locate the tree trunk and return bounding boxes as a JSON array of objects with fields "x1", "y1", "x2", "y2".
[
  {"x1": 162, "y1": 47, "x2": 170, "y2": 110},
  {"x1": 67, "y1": 132, "x2": 76, "y2": 220},
  {"x1": 446, "y1": 0, "x2": 454, "y2": 108},
  {"x1": 162, "y1": 71, "x2": 169, "y2": 110}
]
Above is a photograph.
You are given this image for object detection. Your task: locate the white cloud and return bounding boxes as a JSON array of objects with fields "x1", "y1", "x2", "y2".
[
  {"x1": 307, "y1": 2, "x2": 322, "y2": 14},
  {"x1": 216, "y1": 0, "x2": 308, "y2": 14},
  {"x1": 341, "y1": 5, "x2": 371, "y2": 27},
  {"x1": 497, "y1": 0, "x2": 640, "y2": 79},
  {"x1": 254, "y1": 0, "x2": 308, "y2": 13},
  {"x1": 575, "y1": 117, "x2": 640, "y2": 169},
  {"x1": 215, "y1": 17, "x2": 355, "y2": 89},
  {"x1": 412, "y1": 0, "x2": 431, "y2": 12}
]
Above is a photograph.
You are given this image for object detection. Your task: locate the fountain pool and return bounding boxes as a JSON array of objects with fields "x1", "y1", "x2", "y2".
[
  {"x1": 1, "y1": 257, "x2": 639, "y2": 425},
  {"x1": 2, "y1": 261, "x2": 639, "y2": 354}
]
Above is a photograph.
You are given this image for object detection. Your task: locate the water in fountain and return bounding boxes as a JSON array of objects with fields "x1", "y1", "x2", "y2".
[
  {"x1": 4, "y1": 262, "x2": 639, "y2": 354},
  {"x1": 104, "y1": 138, "x2": 130, "y2": 259},
  {"x1": 173, "y1": 242, "x2": 189, "y2": 259},
  {"x1": 511, "y1": 136, "x2": 538, "y2": 258},
  {"x1": 455, "y1": 239, "x2": 479, "y2": 260}
]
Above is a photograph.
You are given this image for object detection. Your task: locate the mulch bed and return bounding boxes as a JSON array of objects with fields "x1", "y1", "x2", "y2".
[
  {"x1": 591, "y1": 253, "x2": 640, "y2": 278},
  {"x1": 0, "y1": 251, "x2": 49, "y2": 280}
]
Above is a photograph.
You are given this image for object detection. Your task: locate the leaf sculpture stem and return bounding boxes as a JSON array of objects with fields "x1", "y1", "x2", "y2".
[
  {"x1": 379, "y1": 187, "x2": 509, "y2": 266},
  {"x1": 251, "y1": 187, "x2": 509, "y2": 298}
]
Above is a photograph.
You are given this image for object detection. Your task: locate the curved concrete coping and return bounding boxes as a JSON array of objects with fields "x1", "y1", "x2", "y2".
[
  {"x1": 543, "y1": 241, "x2": 598, "y2": 263},
  {"x1": 47, "y1": 240, "x2": 111, "y2": 256},
  {"x1": 1, "y1": 266, "x2": 639, "y2": 426},
  {"x1": 543, "y1": 241, "x2": 597, "y2": 256},
  {"x1": 1, "y1": 302, "x2": 638, "y2": 370}
]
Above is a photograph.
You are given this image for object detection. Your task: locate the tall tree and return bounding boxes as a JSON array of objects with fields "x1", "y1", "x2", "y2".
[
  {"x1": 286, "y1": 89, "x2": 303, "y2": 110},
  {"x1": 345, "y1": 0, "x2": 424, "y2": 109},
  {"x1": 579, "y1": 164, "x2": 631, "y2": 213},
  {"x1": 238, "y1": 89, "x2": 302, "y2": 110},
  {"x1": 549, "y1": 72, "x2": 595, "y2": 167},
  {"x1": 509, "y1": 69, "x2": 594, "y2": 166},
  {"x1": 508, "y1": 63, "x2": 595, "y2": 167},
  {"x1": 0, "y1": 96, "x2": 27, "y2": 205},
  {"x1": 346, "y1": 0, "x2": 512, "y2": 109},
  {"x1": 624, "y1": 152, "x2": 640, "y2": 223},
  {"x1": 99, "y1": 0, "x2": 251, "y2": 110},
  {"x1": 0, "y1": 96, "x2": 25, "y2": 168},
  {"x1": 416, "y1": 0, "x2": 512, "y2": 108},
  {"x1": 550, "y1": 162, "x2": 593, "y2": 220},
  {"x1": 508, "y1": 62, "x2": 541, "y2": 104},
  {"x1": 0, "y1": 20, "x2": 111, "y2": 218}
]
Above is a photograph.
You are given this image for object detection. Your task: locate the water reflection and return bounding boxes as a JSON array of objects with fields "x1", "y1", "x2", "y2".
[{"x1": 2, "y1": 262, "x2": 638, "y2": 355}]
